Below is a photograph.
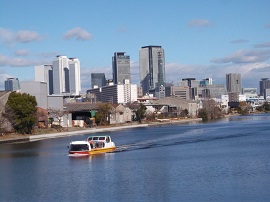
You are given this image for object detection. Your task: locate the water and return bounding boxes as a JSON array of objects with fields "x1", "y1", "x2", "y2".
[{"x1": 1, "y1": 114, "x2": 270, "y2": 201}]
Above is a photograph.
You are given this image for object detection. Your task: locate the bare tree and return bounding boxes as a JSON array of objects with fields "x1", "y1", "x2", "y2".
[
  {"x1": 202, "y1": 99, "x2": 223, "y2": 120},
  {"x1": 48, "y1": 108, "x2": 68, "y2": 131}
]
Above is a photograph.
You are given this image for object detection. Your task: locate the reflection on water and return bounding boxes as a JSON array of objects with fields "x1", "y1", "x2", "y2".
[{"x1": 1, "y1": 114, "x2": 270, "y2": 201}]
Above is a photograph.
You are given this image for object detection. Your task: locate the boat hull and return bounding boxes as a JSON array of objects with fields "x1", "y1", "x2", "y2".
[{"x1": 69, "y1": 146, "x2": 116, "y2": 156}]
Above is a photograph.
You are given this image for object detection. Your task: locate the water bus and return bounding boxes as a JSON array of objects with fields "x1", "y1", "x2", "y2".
[{"x1": 68, "y1": 135, "x2": 116, "y2": 156}]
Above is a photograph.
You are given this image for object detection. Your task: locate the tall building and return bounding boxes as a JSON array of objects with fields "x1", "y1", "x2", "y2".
[
  {"x1": 226, "y1": 73, "x2": 241, "y2": 93},
  {"x1": 68, "y1": 58, "x2": 81, "y2": 95},
  {"x1": 139, "y1": 45, "x2": 165, "y2": 96},
  {"x1": 35, "y1": 56, "x2": 81, "y2": 95},
  {"x1": 35, "y1": 65, "x2": 53, "y2": 95},
  {"x1": 4, "y1": 78, "x2": 20, "y2": 91},
  {"x1": 52, "y1": 55, "x2": 69, "y2": 94},
  {"x1": 259, "y1": 78, "x2": 270, "y2": 96},
  {"x1": 91, "y1": 73, "x2": 106, "y2": 88},
  {"x1": 52, "y1": 55, "x2": 81, "y2": 95},
  {"x1": 112, "y1": 52, "x2": 130, "y2": 85}
]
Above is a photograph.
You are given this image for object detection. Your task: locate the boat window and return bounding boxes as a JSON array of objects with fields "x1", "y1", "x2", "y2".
[
  {"x1": 88, "y1": 137, "x2": 93, "y2": 141},
  {"x1": 106, "y1": 137, "x2": 110, "y2": 143},
  {"x1": 99, "y1": 137, "x2": 105, "y2": 140},
  {"x1": 93, "y1": 137, "x2": 99, "y2": 140},
  {"x1": 70, "y1": 144, "x2": 89, "y2": 151}
]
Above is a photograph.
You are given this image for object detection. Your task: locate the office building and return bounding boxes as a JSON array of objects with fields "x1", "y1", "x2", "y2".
[
  {"x1": 91, "y1": 73, "x2": 106, "y2": 88},
  {"x1": 68, "y1": 58, "x2": 81, "y2": 95},
  {"x1": 170, "y1": 86, "x2": 190, "y2": 100},
  {"x1": 35, "y1": 56, "x2": 81, "y2": 95},
  {"x1": 139, "y1": 46, "x2": 165, "y2": 96},
  {"x1": 4, "y1": 78, "x2": 20, "y2": 91},
  {"x1": 259, "y1": 78, "x2": 270, "y2": 96},
  {"x1": 86, "y1": 81, "x2": 137, "y2": 104},
  {"x1": 35, "y1": 65, "x2": 53, "y2": 95},
  {"x1": 242, "y1": 88, "x2": 257, "y2": 98},
  {"x1": 112, "y1": 52, "x2": 130, "y2": 85},
  {"x1": 200, "y1": 78, "x2": 213, "y2": 86},
  {"x1": 52, "y1": 55, "x2": 69, "y2": 94},
  {"x1": 198, "y1": 84, "x2": 227, "y2": 99},
  {"x1": 226, "y1": 73, "x2": 242, "y2": 93}
]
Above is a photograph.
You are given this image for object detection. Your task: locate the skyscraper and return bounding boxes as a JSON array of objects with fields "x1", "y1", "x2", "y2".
[
  {"x1": 52, "y1": 55, "x2": 69, "y2": 94},
  {"x1": 4, "y1": 78, "x2": 20, "y2": 91},
  {"x1": 52, "y1": 55, "x2": 81, "y2": 95},
  {"x1": 226, "y1": 73, "x2": 242, "y2": 102},
  {"x1": 259, "y1": 78, "x2": 270, "y2": 96},
  {"x1": 69, "y1": 58, "x2": 81, "y2": 95},
  {"x1": 112, "y1": 52, "x2": 130, "y2": 85},
  {"x1": 91, "y1": 73, "x2": 106, "y2": 88},
  {"x1": 35, "y1": 56, "x2": 81, "y2": 95},
  {"x1": 226, "y1": 73, "x2": 242, "y2": 93},
  {"x1": 139, "y1": 45, "x2": 165, "y2": 95}
]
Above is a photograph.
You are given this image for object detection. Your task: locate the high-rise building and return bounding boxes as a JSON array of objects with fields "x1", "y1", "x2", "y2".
[
  {"x1": 259, "y1": 78, "x2": 270, "y2": 96},
  {"x1": 226, "y1": 73, "x2": 242, "y2": 102},
  {"x1": 139, "y1": 45, "x2": 165, "y2": 96},
  {"x1": 68, "y1": 58, "x2": 81, "y2": 95},
  {"x1": 35, "y1": 56, "x2": 81, "y2": 95},
  {"x1": 226, "y1": 73, "x2": 242, "y2": 93},
  {"x1": 112, "y1": 52, "x2": 130, "y2": 85},
  {"x1": 35, "y1": 65, "x2": 53, "y2": 95},
  {"x1": 4, "y1": 78, "x2": 20, "y2": 91},
  {"x1": 52, "y1": 55, "x2": 69, "y2": 94},
  {"x1": 91, "y1": 73, "x2": 106, "y2": 88},
  {"x1": 52, "y1": 55, "x2": 81, "y2": 95}
]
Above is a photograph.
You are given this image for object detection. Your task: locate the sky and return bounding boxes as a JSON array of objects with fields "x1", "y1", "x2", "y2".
[{"x1": 1, "y1": 0, "x2": 270, "y2": 93}]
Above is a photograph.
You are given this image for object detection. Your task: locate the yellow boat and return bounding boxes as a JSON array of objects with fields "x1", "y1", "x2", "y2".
[{"x1": 68, "y1": 135, "x2": 116, "y2": 156}]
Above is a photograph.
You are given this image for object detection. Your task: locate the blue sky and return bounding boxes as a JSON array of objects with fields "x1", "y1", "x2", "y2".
[{"x1": 1, "y1": 0, "x2": 270, "y2": 92}]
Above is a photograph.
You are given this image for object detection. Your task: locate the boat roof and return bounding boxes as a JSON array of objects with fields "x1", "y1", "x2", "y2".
[{"x1": 70, "y1": 141, "x2": 90, "y2": 145}]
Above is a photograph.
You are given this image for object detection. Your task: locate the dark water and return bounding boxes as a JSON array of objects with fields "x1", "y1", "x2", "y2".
[{"x1": 1, "y1": 114, "x2": 270, "y2": 202}]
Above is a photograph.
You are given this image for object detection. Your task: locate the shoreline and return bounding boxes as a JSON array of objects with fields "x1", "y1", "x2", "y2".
[{"x1": 0, "y1": 118, "x2": 202, "y2": 144}]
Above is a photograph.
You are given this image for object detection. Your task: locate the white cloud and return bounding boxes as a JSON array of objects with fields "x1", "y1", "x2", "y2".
[
  {"x1": 188, "y1": 19, "x2": 212, "y2": 27},
  {"x1": 0, "y1": 27, "x2": 43, "y2": 44},
  {"x1": 64, "y1": 27, "x2": 92, "y2": 41},
  {"x1": 118, "y1": 26, "x2": 127, "y2": 33},
  {"x1": 0, "y1": 27, "x2": 14, "y2": 43},
  {"x1": 0, "y1": 54, "x2": 46, "y2": 67},
  {"x1": 253, "y1": 42, "x2": 270, "y2": 48},
  {"x1": 14, "y1": 49, "x2": 29, "y2": 56},
  {"x1": 230, "y1": 39, "x2": 249, "y2": 44},
  {"x1": 15, "y1": 30, "x2": 43, "y2": 43},
  {"x1": 211, "y1": 49, "x2": 270, "y2": 64}
]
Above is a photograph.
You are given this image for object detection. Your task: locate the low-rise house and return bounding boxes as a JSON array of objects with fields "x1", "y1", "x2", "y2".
[{"x1": 64, "y1": 102, "x2": 132, "y2": 127}]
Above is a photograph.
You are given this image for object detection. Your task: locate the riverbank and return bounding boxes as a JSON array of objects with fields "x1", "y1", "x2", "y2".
[{"x1": 0, "y1": 118, "x2": 202, "y2": 144}]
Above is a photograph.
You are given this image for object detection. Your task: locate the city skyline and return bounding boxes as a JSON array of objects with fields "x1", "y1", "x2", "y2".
[{"x1": 1, "y1": 0, "x2": 270, "y2": 92}]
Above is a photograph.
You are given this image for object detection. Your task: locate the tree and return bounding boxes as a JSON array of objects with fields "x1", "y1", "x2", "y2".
[
  {"x1": 180, "y1": 109, "x2": 189, "y2": 117},
  {"x1": 5, "y1": 92, "x2": 37, "y2": 134},
  {"x1": 135, "y1": 103, "x2": 147, "y2": 123},
  {"x1": 95, "y1": 103, "x2": 112, "y2": 125},
  {"x1": 48, "y1": 108, "x2": 68, "y2": 131},
  {"x1": 198, "y1": 108, "x2": 208, "y2": 122},
  {"x1": 262, "y1": 101, "x2": 270, "y2": 111}
]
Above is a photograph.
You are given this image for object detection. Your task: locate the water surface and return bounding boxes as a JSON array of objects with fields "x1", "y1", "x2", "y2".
[{"x1": 1, "y1": 114, "x2": 270, "y2": 201}]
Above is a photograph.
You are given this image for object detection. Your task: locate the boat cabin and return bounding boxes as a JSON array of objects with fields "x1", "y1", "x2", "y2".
[
  {"x1": 87, "y1": 136, "x2": 112, "y2": 143},
  {"x1": 69, "y1": 141, "x2": 90, "y2": 152},
  {"x1": 87, "y1": 136, "x2": 112, "y2": 149}
]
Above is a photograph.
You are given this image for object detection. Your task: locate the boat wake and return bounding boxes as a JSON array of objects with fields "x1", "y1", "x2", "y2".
[{"x1": 114, "y1": 130, "x2": 254, "y2": 153}]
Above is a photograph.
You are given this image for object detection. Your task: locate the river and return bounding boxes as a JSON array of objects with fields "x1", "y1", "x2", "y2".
[{"x1": 0, "y1": 114, "x2": 270, "y2": 201}]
